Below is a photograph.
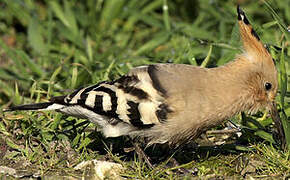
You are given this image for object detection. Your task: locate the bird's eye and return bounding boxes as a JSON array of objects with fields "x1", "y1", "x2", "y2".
[{"x1": 264, "y1": 82, "x2": 272, "y2": 91}]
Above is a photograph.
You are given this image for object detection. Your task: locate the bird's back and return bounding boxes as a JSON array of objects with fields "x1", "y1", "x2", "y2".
[{"x1": 54, "y1": 64, "x2": 199, "y2": 137}]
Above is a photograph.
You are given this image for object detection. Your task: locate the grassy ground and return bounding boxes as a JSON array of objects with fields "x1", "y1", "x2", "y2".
[{"x1": 0, "y1": 0, "x2": 289, "y2": 179}]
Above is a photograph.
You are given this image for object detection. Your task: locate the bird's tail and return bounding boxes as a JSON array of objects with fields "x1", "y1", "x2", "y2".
[{"x1": 3, "y1": 96, "x2": 67, "y2": 112}]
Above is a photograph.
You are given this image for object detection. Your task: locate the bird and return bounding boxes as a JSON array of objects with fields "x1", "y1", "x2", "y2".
[{"x1": 4, "y1": 6, "x2": 278, "y2": 148}]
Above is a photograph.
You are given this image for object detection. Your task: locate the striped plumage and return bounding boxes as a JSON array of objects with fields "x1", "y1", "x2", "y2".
[{"x1": 5, "y1": 7, "x2": 278, "y2": 147}]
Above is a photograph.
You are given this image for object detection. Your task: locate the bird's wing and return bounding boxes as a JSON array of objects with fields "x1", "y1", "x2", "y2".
[
  {"x1": 5, "y1": 63, "x2": 204, "y2": 140},
  {"x1": 60, "y1": 64, "x2": 194, "y2": 127}
]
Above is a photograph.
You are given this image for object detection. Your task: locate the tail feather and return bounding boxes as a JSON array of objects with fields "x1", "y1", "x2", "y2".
[
  {"x1": 3, "y1": 102, "x2": 64, "y2": 112},
  {"x1": 3, "y1": 95, "x2": 68, "y2": 112}
]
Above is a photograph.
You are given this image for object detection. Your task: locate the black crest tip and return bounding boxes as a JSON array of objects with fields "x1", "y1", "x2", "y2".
[
  {"x1": 237, "y1": 5, "x2": 243, "y2": 20},
  {"x1": 237, "y1": 5, "x2": 250, "y2": 25}
]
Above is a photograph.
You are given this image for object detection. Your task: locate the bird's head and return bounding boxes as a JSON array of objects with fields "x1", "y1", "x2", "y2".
[{"x1": 237, "y1": 6, "x2": 278, "y2": 112}]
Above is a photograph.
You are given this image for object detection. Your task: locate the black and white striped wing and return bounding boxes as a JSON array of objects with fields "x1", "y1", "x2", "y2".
[{"x1": 51, "y1": 65, "x2": 172, "y2": 134}]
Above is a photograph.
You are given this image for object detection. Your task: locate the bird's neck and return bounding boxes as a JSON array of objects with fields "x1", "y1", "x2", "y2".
[{"x1": 207, "y1": 57, "x2": 260, "y2": 118}]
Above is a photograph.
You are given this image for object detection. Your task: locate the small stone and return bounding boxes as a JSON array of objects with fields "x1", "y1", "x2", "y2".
[
  {"x1": 75, "y1": 160, "x2": 124, "y2": 180},
  {"x1": 0, "y1": 166, "x2": 16, "y2": 176}
]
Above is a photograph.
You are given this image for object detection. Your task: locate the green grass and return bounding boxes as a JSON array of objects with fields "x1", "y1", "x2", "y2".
[{"x1": 0, "y1": 0, "x2": 289, "y2": 178}]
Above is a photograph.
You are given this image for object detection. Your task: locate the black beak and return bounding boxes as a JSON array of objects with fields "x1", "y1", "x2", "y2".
[{"x1": 270, "y1": 102, "x2": 286, "y2": 150}]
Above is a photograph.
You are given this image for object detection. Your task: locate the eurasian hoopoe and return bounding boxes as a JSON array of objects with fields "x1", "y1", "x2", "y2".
[{"x1": 4, "y1": 6, "x2": 278, "y2": 147}]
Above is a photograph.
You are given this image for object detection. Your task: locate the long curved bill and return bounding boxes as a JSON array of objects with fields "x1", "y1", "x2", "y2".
[{"x1": 270, "y1": 102, "x2": 286, "y2": 149}]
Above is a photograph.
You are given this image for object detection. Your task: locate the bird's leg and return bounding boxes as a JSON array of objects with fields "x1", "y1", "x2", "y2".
[
  {"x1": 203, "y1": 120, "x2": 242, "y2": 146},
  {"x1": 206, "y1": 120, "x2": 242, "y2": 136},
  {"x1": 133, "y1": 142, "x2": 154, "y2": 169},
  {"x1": 127, "y1": 137, "x2": 154, "y2": 169},
  {"x1": 228, "y1": 120, "x2": 242, "y2": 131}
]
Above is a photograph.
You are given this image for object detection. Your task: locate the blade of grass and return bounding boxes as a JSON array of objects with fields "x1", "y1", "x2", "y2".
[
  {"x1": 16, "y1": 50, "x2": 45, "y2": 77},
  {"x1": 279, "y1": 45, "x2": 290, "y2": 149},
  {"x1": 279, "y1": 45, "x2": 288, "y2": 109},
  {"x1": 71, "y1": 65, "x2": 78, "y2": 89},
  {"x1": 162, "y1": 0, "x2": 170, "y2": 31},
  {"x1": 201, "y1": 44, "x2": 213, "y2": 68},
  {"x1": 0, "y1": 68, "x2": 25, "y2": 80},
  {"x1": 3, "y1": 0, "x2": 30, "y2": 25},
  {"x1": 86, "y1": 36, "x2": 93, "y2": 63},
  {"x1": 0, "y1": 121, "x2": 10, "y2": 136},
  {"x1": 0, "y1": 80, "x2": 14, "y2": 97},
  {"x1": 28, "y1": 17, "x2": 47, "y2": 55},
  {"x1": 255, "y1": 130, "x2": 275, "y2": 144},
  {"x1": 263, "y1": 0, "x2": 290, "y2": 41},
  {"x1": 47, "y1": 66, "x2": 62, "y2": 98},
  {"x1": 14, "y1": 82, "x2": 21, "y2": 105},
  {"x1": 0, "y1": 39, "x2": 30, "y2": 79},
  {"x1": 134, "y1": 31, "x2": 170, "y2": 55},
  {"x1": 103, "y1": 59, "x2": 116, "y2": 80},
  {"x1": 99, "y1": 0, "x2": 125, "y2": 31},
  {"x1": 64, "y1": 1, "x2": 78, "y2": 36},
  {"x1": 123, "y1": 0, "x2": 163, "y2": 31},
  {"x1": 49, "y1": 1, "x2": 70, "y2": 28}
]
